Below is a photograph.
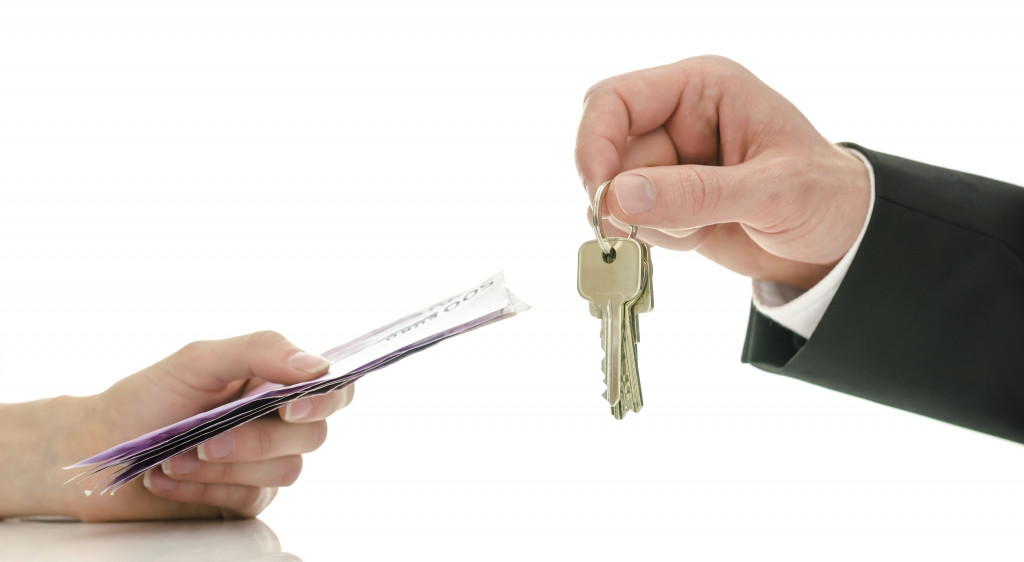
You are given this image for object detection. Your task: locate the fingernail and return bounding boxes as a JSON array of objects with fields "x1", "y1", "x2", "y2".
[
  {"x1": 163, "y1": 452, "x2": 199, "y2": 475},
  {"x1": 289, "y1": 351, "x2": 331, "y2": 375},
  {"x1": 615, "y1": 174, "x2": 654, "y2": 214},
  {"x1": 284, "y1": 397, "x2": 314, "y2": 422},
  {"x1": 198, "y1": 434, "x2": 233, "y2": 460},
  {"x1": 144, "y1": 469, "x2": 175, "y2": 491}
]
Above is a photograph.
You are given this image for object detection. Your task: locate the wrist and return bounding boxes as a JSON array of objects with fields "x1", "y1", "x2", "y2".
[
  {"x1": 785, "y1": 145, "x2": 871, "y2": 288},
  {"x1": 0, "y1": 395, "x2": 93, "y2": 519},
  {"x1": 832, "y1": 144, "x2": 873, "y2": 257}
]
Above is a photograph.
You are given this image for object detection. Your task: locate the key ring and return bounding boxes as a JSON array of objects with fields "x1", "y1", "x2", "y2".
[{"x1": 591, "y1": 179, "x2": 637, "y2": 255}]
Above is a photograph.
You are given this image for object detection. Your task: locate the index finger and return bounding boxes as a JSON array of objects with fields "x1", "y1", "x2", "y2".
[
  {"x1": 169, "y1": 331, "x2": 331, "y2": 393},
  {"x1": 574, "y1": 62, "x2": 692, "y2": 202}
]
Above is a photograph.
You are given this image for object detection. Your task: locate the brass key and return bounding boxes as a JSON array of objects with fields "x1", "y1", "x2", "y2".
[{"x1": 578, "y1": 237, "x2": 642, "y2": 407}]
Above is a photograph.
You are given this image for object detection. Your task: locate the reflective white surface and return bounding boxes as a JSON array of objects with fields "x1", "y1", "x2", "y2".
[{"x1": 0, "y1": 518, "x2": 299, "y2": 561}]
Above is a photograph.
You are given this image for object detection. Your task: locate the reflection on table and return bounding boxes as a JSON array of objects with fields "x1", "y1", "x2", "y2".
[{"x1": 0, "y1": 517, "x2": 300, "y2": 562}]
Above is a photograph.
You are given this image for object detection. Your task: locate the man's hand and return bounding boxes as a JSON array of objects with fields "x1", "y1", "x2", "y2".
[
  {"x1": 43, "y1": 331, "x2": 352, "y2": 522},
  {"x1": 575, "y1": 55, "x2": 871, "y2": 289}
]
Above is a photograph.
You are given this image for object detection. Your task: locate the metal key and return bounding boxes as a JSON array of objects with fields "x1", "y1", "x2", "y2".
[
  {"x1": 633, "y1": 239, "x2": 654, "y2": 338},
  {"x1": 578, "y1": 237, "x2": 643, "y2": 406},
  {"x1": 614, "y1": 243, "x2": 651, "y2": 418},
  {"x1": 610, "y1": 313, "x2": 634, "y2": 417},
  {"x1": 628, "y1": 241, "x2": 654, "y2": 403},
  {"x1": 590, "y1": 296, "x2": 633, "y2": 414},
  {"x1": 588, "y1": 239, "x2": 652, "y2": 316}
]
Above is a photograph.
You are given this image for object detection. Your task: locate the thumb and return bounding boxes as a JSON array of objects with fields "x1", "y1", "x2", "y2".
[
  {"x1": 165, "y1": 330, "x2": 330, "y2": 393},
  {"x1": 607, "y1": 162, "x2": 766, "y2": 231}
]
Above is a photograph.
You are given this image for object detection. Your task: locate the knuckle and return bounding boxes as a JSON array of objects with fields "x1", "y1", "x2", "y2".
[
  {"x1": 686, "y1": 54, "x2": 743, "y2": 76},
  {"x1": 573, "y1": 145, "x2": 589, "y2": 177},
  {"x1": 197, "y1": 483, "x2": 218, "y2": 505},
  {"x1": 177, "y1": 339, "x2": 210, "y2": 362},
  {"x1": 246, "y1": 330, "x2": 285, "y2": 351},
  {"x1": 583, "y1": 76, "x2": 633, "y2": 111},
  {"x1": 214, "y1": 460, "x2": 234, "y2": 482},
  {"x1": 279, "y1": 456, "x2": 303, "y2": 486},
  {"x1": 257, "y1": 427, "x2": 275, "y2": 459},
  {"x1": 692, "y1": 54, "x2": 731, "y2": 68},
  {"x1": 308, "y1": 421, "x2": 329, "y2": 451},
  {"x1": 668, "y1": 167, "x2": 719, "y2": 220},
  {"x1": 582, "y1": 80, "x2": 612, "y2": 105},
  {"x1": 232, "y1": 485, "x2": 264, "y2": 510}
]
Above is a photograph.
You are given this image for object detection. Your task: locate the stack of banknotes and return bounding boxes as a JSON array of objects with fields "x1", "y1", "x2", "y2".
[{"x1": 66, "y1": 272, "x2": 528, "y2": 495}]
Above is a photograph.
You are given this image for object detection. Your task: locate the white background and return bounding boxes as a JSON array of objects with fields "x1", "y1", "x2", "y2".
[{"x1": 2, "y1": 1, "x2": 1024, "y2": 560}]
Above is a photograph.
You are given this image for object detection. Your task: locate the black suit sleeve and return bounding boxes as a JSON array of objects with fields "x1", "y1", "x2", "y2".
[{"x1": 741, "y1": 144, "x2": 1024, "y2": 443}]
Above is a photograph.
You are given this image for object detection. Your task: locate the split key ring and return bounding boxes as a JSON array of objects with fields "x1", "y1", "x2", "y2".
[{"x1": 591, "y1": 179, "x2": 638, "y2": 255}]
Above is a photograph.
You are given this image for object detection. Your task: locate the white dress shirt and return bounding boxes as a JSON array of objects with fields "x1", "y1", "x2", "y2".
[{"x1": 751, "y1": 148, "x2": 876, "y2": 339}]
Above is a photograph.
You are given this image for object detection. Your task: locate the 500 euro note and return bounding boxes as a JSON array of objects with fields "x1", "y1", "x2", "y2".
[{"x1": 66, "y1": 272, "x2": 528, "y2": 495}]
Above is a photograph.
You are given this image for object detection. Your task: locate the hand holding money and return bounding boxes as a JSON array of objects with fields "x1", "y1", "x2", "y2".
[
  {"x1": 3, "y1": 332, "x2": 352, "y2": 522},
  {"x1": 2, "y1": 274, "x2": 525, "y2": 522}
]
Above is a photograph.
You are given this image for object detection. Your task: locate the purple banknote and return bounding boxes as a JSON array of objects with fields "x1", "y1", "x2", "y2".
[{"x1": 66, "y1": 272, "x2": 528, "y2": 495}]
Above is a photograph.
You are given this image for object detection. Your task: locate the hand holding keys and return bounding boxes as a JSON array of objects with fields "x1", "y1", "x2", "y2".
[{"x1": 578, "y1": 181, "x2": 654, "y2": 419}]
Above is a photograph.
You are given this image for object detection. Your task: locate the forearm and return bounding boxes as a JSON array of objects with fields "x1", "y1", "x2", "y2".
[{"x1": 0, "y1": 396, "x2": 88, "y2": 519}]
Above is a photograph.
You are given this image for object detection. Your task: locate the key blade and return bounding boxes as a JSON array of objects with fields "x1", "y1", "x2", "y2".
[
  {"x1": 601, "y1": 299, "x2": 621, "y2": 406},
  {"x1": 621, "y1": 307, "x2": 643, "y2": 413}
]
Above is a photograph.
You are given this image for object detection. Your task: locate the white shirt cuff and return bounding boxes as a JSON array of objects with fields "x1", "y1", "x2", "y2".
[{"x1": 751, "y1": 148, "x2": 876, "y2": 339}]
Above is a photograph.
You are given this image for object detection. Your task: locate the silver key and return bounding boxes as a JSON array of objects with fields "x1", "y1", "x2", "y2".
[
  {"x1": 615, "y1": 243, "x2": 651, "y2": 418},
  {"x1": 592, "y1": 298, "x2": 632, "y2": 415},
  {"x1": 578, "y1": 237, "x2": 643, "y2": 406},
  {"x1": 613, "y1": 314, "x2": 639, "y2": 418},
  {"x1": 608, "y1": 302, "x2": 637, "y2": 418}
]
